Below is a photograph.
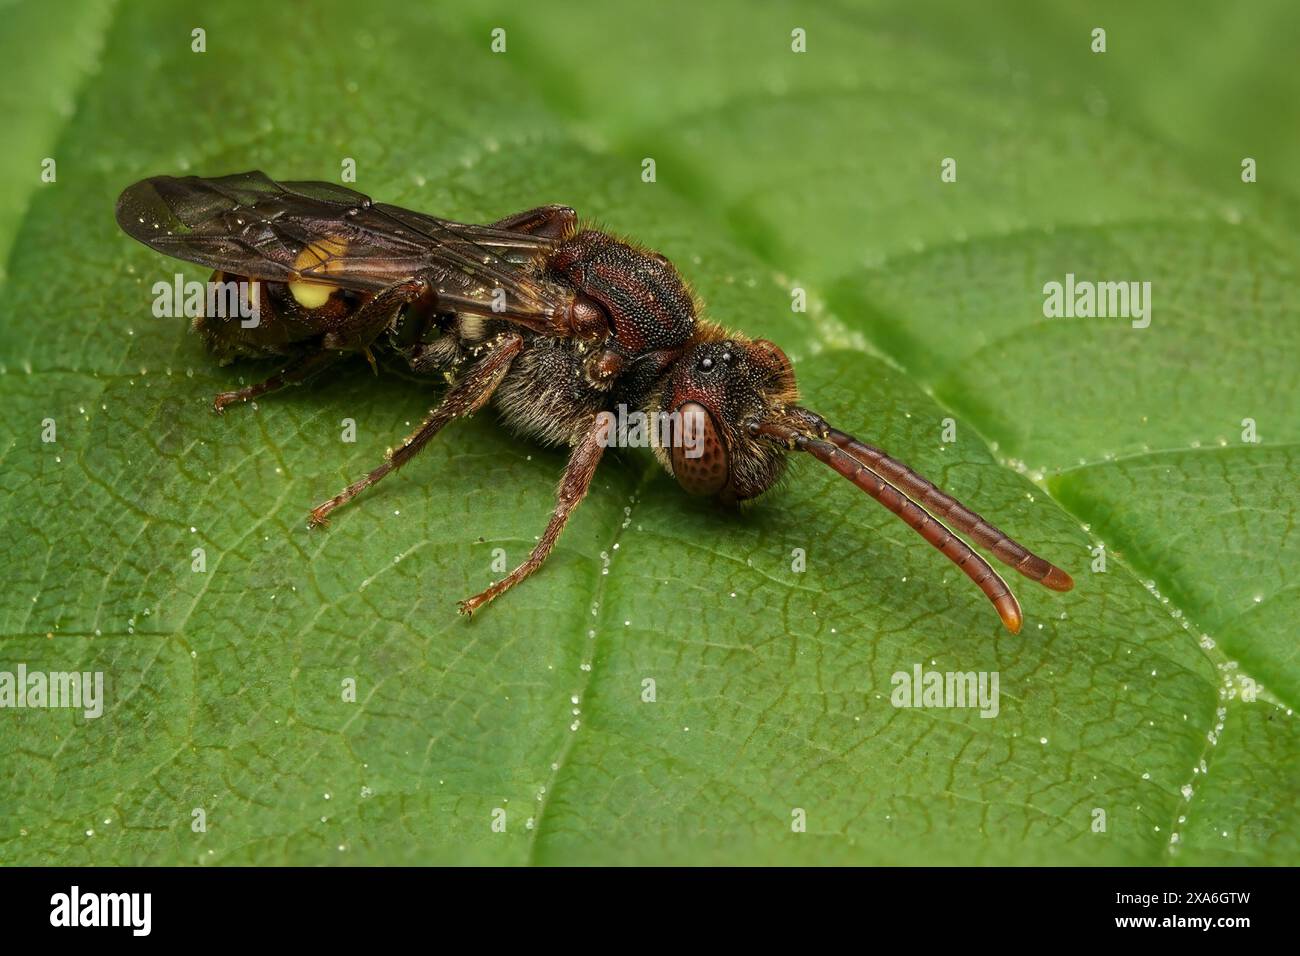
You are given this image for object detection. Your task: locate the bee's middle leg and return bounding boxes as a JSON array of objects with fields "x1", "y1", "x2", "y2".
[{"x1": 307, "y1": 331, "x2": 524, "y2": 526}]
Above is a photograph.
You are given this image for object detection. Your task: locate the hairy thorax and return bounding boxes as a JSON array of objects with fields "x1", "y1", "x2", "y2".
[
  {"x1": 423, "y1": 316, "x2": 607, "y2": 448},
  {"x1": 391, "y1": 228, "x2": 706, "y2": 449}
]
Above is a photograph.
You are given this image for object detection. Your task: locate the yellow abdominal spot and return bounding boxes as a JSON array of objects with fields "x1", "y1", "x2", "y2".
[{"x1": 289, "y1": 236, "x2": 349, "y2": 308}]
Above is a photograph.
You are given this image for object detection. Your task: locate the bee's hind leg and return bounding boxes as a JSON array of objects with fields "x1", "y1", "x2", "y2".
[
  {"x1": 213, "y1": 347, "x2": 343, "y2": 413},
  {"x1": 458, "y1": 416, "x2": 606, "y2": 616},
  {"x1": 307, "y1": 331, "x2": 524, "y2": 526},
  {"x1": 213, "y1": 277, "x2": 432, "y2": 412},
  {"x1": 491, "y1": 204, "x2": 576, "y2": 238}
]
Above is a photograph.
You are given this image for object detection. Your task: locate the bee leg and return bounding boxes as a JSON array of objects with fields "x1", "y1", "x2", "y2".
[
  {"x1": 307, "y1": 331, "x2": 524, "y2": 526},
  {"x1": 324, "y1": 276, "x2": 435, "y2": 351},
  {"x1": 212, "y1": 347, "x2": 342, "y2": 413},
  {"x1": 214, "y1": 278, "x2": 432, "y2": 413},
  {"x1": 458, "y1": 417, "x2": 606, "y2": 616},
  {"x1": 490, "y1": 204, "x2": 576, "y2": 238}
]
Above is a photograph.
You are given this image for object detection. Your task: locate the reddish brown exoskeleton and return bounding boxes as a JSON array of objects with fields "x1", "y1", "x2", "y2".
[{"x1": 116, "y1": 172, "x2": 1073, "y2": 631}]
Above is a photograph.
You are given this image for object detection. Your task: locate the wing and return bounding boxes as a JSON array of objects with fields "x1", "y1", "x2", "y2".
[{"x1": 115, "y1": 171, "x2": 570, "y2": 319}]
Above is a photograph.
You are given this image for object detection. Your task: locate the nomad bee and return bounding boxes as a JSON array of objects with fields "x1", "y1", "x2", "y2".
[{"x1": 116, "y1": 172, "x2": 1073, "y2": 631}]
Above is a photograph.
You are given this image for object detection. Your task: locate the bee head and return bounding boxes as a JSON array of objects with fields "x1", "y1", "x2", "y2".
[{"x1": 656, "y1": 331, "x2": 799, "y2": 501}]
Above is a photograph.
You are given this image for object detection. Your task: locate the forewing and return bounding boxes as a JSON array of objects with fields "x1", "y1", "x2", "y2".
[{"x1": 115, "y1": 171, "x2": 568, "y2": 316}]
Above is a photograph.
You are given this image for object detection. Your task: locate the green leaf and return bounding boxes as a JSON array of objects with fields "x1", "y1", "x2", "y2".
[{"x1": 0, "y1": 0, "x2": 1295, "y2": 865}]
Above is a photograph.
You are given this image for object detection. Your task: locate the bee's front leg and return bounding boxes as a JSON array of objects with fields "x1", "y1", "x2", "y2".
[{"x1": 458, "y1": 416, "x2": 607, "y2": 616}]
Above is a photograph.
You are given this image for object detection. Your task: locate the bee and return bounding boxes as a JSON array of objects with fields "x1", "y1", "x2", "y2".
[{"x1": 115, "y1": 172, "x2": 1073, "y2": 631}]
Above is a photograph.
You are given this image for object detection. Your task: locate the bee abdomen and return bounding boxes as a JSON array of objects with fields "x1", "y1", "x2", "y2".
[{"x1": 193, "y1": 270, "x2": 362, "y2": 363}]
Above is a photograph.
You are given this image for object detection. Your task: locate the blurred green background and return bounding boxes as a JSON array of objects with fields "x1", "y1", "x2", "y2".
[{"x1": 0, "y1": 0, "x2": 1296, "y2": 865}]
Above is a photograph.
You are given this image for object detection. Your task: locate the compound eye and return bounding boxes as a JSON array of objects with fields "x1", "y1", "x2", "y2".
[{"x1": 670, "y1": 402, "x2": 729, "y2": 496}]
